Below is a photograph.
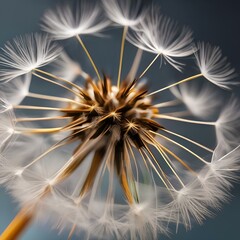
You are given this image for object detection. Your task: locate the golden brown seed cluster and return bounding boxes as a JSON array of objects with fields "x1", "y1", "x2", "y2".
[{"x1": 61, "y1": 76, "x2": 162, "y2": 196}]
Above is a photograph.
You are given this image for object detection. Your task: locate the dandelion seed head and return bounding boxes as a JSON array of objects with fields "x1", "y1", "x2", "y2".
[
  {"x1": 170, "y1": 83, "x2": 221, "y2": 119},
  {"x1": 102, "y1": 0, "x2": 145, "y2": 27},
  {"x1": 127, "y1": 8, "x2": 194, "y2": 70},
  {"x1": 195, "y1": 42, "x2": 237, "y2": 89},
  {"x1": 0, "y1": 1, "x2": 240, "y2": 240},
  {"x1": 51, "y1": 52, "x2": 83, "y2": 82},
  {"x1": 0, "y1": 74, "x2": 31, "y2": 105},
  {"x1": 41, "y1": 2, "x2": 110, "y2": 40},
  {"x1": 15, "y1": 168, "x2": 24, "y2": 177},
  {"x1": 215, "y1": 97, "x2": 240, "y2": 149},
  {"x1": 0, "y1": 33, "x2": 61, "y2": 82}
]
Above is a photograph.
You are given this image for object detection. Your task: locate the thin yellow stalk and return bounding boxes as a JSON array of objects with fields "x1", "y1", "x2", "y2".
[
  {"x1": 13, "y1": 105, "x2": 66, "y2": 111},
  {"x1": 68, "y1": 225, "x2": 76, "y2": 240},
  {"x1": 13, "y1": 105, "x2": 89, "y2": 113},
  {"x1": 76, "y1": 35, "x2": 101, "y2": 81},
  {"x1": 16, "y1": 127, "x2": 63, "y2": 134},
  {"x1": 126, "y1": 138, "x2": 139, "y2": 184},
  {"x1": 34, "y1": 68, "x2": 83, "y2": 92},
  {"x1": 117, "y1": 26, "x2": 128, "y2": 88},
  {"x1": 0, "y1": 139, "x2": 92, "y2": 240},
  {"x1": 160, "y1": 144, "x2": 195, "y2": 174},
  {"x1": 153, "y1": 114, "x2": 216, "y2": 126},
  {"x1": 147, "y1": 73, "x2": 203, "y2": 97},
  {"x1": 126, "y1": 48, "x2": 143, "y2": 81},
  {"x1": 24, "y1": 141, "x2": 70, "y2": 169},
  {"x1": 79, "y1": 149, "x2": 104, "y2": 197},
  {"x1": 145, "y1": 133, "x2": 185, "y2": 188},
  {"x1": 153, "y1": 131, "x2": 209, "y2": 164},
  {"x1": 140, "y1": 148, "x2": 171, "y2": 190},
  {"x1": 157, "y1": 145, "x2": 185, "y2": 188},
  {"x1": 138, "y1": 53, "x2": 161, "y2": 79},
  {"x1": 120, "y1": 169, "x2": 134, "y2": 204},
  {"x1": 0, "y1": 207, "x2": 33, "y2": 240},
  {"x1": 32, "y1": 72, "x2": 82, "y2": 98},
  {"x1": 51, "y1": 137, "x2": 98, "y2": 185},
  {"x1": 16, "y1": 116, "x2": 71, "y2": 122},
  {"x1": 161, "y1": 129, "x2": 213, "y2": 152},
  {"x1": 144, "y1": 131, "x2": 195, "y2": 174},
  {"x1": 27, "y1": 92, "x2": 84, "y2": 106},
  {"x1": 153, "y1": 99, "x2": 180, "y2": 108}
]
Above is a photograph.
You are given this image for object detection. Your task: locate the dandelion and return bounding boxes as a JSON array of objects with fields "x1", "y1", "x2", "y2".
[
  {"x1": 102, "y1": 0, "x2": 145, "y2": 27},
  {"x1": 127, "y1": 6, "x2": 194, "y2": 74},
  {"x1": 215, "y1": 97, "x2": 240, "y2": 150},
  {"x1": 41, "y1": 1, "x2": 110, "y2": 40},
  {"x1": 0, "y1": 33, "x2": 61, "y2": 82},
  {"x1": 170, "y1": 83, "x2": 221, "y2": 119},
  {"x1": 0, "y1": 1, "x2": 239, "y2": 240},
  {"x1": 0, "y1": 73, "x2": 31, "y2": 105},
  {"x1": 195, "y1": 42, "x2": 237, "y2": 89},
  {"x1": 0, "y1": 98, "x2": 17, "y2": 153}
]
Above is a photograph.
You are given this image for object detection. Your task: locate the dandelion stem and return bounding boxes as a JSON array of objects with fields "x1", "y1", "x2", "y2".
[
  {"x1": 218, "y1": 145, "x2": 240, "y2": 162},
  {"x1": 153, "y1": 99, "x2": 181, "y2": 108},
  {"x1": 138, "y1": 148, "x2": 151, "y2": 176},
  {"x1": 160, "y1": 144, "x2": 195, "y2": 173},
  {"x1": 120, "y1": 169, "x2": 134, "y2": 204},
  {"x1": 76, "y1": 35, "x2": 101, "y2": 81},
  {"x1": 156, "y1": 145, "x2": 185, "y2": 188},
  {"x1": 124, "y1": 143, "x2": 139, "y2": 202},
  {"x1": 27, "y1": 92, "x2": 83, "y2": 106},
  {"x1": 16, "y1": 116, "x2": 71, "y2": 122},
  {"x1": 138, "y1": 53, "x2": 161, "y2": 79},
  {"x1": 32, "y1": 72, "x2": 82, "y2": 98},
  {"x1": 34, "y1": 68, "x2": 83, "y2": 92},
  {"x1": 126, "y1": 138, "x2": 139, "y2": 185},
  {"x1": 117, "y1": 26, "x2": 128, "y2": 88},
  {"x1": 140, "y1": 147, "x2": 171, "y2": 190},
  {"x1": 153, "y1": 114, "x2": 216, "y2": 126},
  {"x1": 16, "y1": 127, "x2": 63, "y2": 134},
  {"x1": 147, "y1": 73, "x2": 203, "y2": 96},
  {"x1": 165, "y1": 111, "x2": 190, "y2": 118},
  {"x1": 126, "y1": 48, "x2": 143, "y2": 81},
  {"x1": 68, "y1": 225, "x2": 76, "y2": 240},
  {"x1": 145, "y1": 131, "x2": 195, "y2": 173},
  {"x1": 52, "y1": 137, "x2": 99, "y2": 184},
  {"x1": 13, "y1": 105, "x2": 89, "y2": 113},
  {"x1": 161, "y1": 129, "x2": 213, "y2": 152},
  {"x1": 145, "y1": 133, "x2": 185, "y2": 188},
  {"x1": 153, "y1": 131, "x2": 209, "y2": 164},
  {"x1": 13, "y1": 105, "x2": 66, "y2": 111},
  {"x1": 24, "y1": 140, "x2": 71, "y2": 169},
  {"x1": 0, "y1": 140, "x2": 95, "y2": 240},
  {"x1": 79, "y1": 148, "x2": 104, "y2": 197},
  {"x1": 0, "y1": 207, "x2": 33, "y2": 240}
]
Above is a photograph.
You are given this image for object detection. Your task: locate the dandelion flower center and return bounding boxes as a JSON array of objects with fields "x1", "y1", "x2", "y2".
[{"x1": 0, "y1": 1, "x2": 239, "y2": 239}]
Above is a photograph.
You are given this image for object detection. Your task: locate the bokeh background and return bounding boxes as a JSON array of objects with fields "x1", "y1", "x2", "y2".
[{"x1": 0, "y1": 0, "x2": 240, "y2": 239}]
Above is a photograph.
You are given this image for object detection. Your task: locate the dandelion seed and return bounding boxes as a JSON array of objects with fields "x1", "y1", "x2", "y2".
[
  {"x1": 0, "y1": 1, "x2": 240, "y2": 240},
  {"x1": 42, "y1": 1, "x2": 110, "y2": 82},
  {"x1": 41, "y1": 1, "x2": 109, "y2": 40},
  {"x1": 51, "y1": 52, "x2": 87, "y2": 82},
  {"x1": 195, "y1": 42, "x2": 237, "y2": 89},
  {"x1": 102, "y1": 0, "x2": 145, "y2": 27},
  {"x1": 169, "y1": 184, "x2": 212, "y2": 229},
  {"x1": 127, "y1": 7, "x2": 194, "y2": 72},
  {"x1": 0, "y1": 33, "x2": 61, "y2": 82},
  {"x1": 170, "y1": 83, "x2": 221, "y2": 119},
  {"x1": 0, "y1": 98, "x2": 16, "y2": 152},
  {"x1": 0, "y1": 73, "x2": 31, "y2": 105},
  {"x1": 215, "y1": 97, "x2": 240, "y2": 149}
]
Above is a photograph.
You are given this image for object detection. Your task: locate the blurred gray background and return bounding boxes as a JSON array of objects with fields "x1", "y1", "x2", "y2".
[{"x1": 0, "y1": 0, "x2": 240, "y2": 239}]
